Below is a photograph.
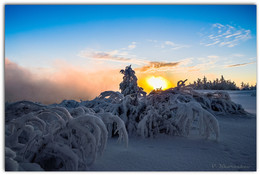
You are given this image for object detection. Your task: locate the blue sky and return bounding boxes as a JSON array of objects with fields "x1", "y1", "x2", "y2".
[{"x1": 5, "y1": 5, "x2": 257, "y2": 102}]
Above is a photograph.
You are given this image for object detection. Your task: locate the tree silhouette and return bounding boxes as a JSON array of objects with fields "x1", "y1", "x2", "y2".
[{"x1": 190, "y1": 75, "x2": 239, "y2": 90}]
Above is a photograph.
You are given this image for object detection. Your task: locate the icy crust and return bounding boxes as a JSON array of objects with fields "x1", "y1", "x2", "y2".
[
  {"x1": 5, "y1": 105, "x2": 128, "y2": 171},
  {"x1": 5, "y1": 82, "x2": 248, "y2": 171}
]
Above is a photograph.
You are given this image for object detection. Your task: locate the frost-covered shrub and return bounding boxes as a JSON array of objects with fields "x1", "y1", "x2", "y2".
[
  {"x1": 137, "y1": 88, "x2": 220, "y2": 140},
  {"x1": 83, "y1": 91, "x2": 146, "y2": 136},
  {"x1": 194, "y1": 91, "x2": 246, "y2": 115},
  {"x1": 137, "y1": 106, "x2": 161, "y2": 138},
  {"x1": 5, "y1": 100, "x2": 46, "y2": 123},
  {"x1": 97, "y1": 111, "x2": 128, "y2": 147},
  {"x1": 5, "y1": 102, "x2": 128, "y2": 171},
  {"x1": 97, "y1": 91, "x2": 124, "y2": 103},
  {"x1": 173, "y1": 101, "x2": 219, "y2": 140},
  {"x1": 51, "y1": 100, "x2": 80, "y2": 108}
]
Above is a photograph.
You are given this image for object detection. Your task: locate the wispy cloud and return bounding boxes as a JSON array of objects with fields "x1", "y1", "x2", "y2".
[
  {"x1": 78, "y1": 41, "x2": 147, "y2": 65},
  {"x1": 136, "y1": 56, "x2": 219, "y2": 74},
  {"x1": 127, "y1": 42, "x2": 137, "y2": 50},
  {"x1": 231, "y1": 54, "x2": 245, "y2": 57},
  {"x1": 207, "y1": 55, "x2": 219, "y2": 59},
  {"x1": 137, "y1": 61, "x2": 180, "y2": 72},
  {"x1": 164, "y1": 41, "x2": 190, "y2": 50},
  {"x1": 147, "y1": 39, "x2": 158, "y2": 43},
  {"x1": 135, "y1": 56, "x2": 218, "y2": 74},
  {"x1": 78, "y1": 48, "x2": 147, "y2": 65},
  {"x1": 201, "y1": 23, "x2": 252, "y2": 47},
  {"x1": 149, "y1": 40, "x2": 190, "y2": 50},
  {"x1": 79, "y1": 49, "x2": 131, "y2": 61},
  {"x1": 226, "y1": 61, "x2": 256, "y2": 68}
]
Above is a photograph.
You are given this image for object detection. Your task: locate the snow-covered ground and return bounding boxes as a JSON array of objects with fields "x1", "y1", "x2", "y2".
[
  {"x1": 227, "y1": 90, "x2": 256, "y2": 115},
  {"x1": 5, "y1": 89, "x2": 256, "y2": 171},
  {"x1": 90, "y1": 90, "x2": 256, "y2": 171}
]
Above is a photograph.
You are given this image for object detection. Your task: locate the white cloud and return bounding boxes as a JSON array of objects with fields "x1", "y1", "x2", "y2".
[
  {"x1": 79, "y1": 49, "x2": 131, "y2": 62},
  {"x1": 154, "y1": 40, "x2": 190, "y2": 50},
  {"x1": 207, "y1": 55, "x2": 219, "y2": 59},
  {"x1": 128, "y1": 41, "x2": 137, "y2": 50},
  {"x1": 201, "y1": 23, "x2": 252, "y2": 47},
  {"x1": 231, "y1": 54, "x2": 244, "y2": 57},
  {"x1": 165, "y1": 41, "x2": 175, "y2": 46},
  {"x1": 205, "y1": 40, "x2": 220, "y2": 46},
  {"x1": 148, "y1": 39, "x2": 190, "y2": 50},
  {"x1": 78, "y1": 48, "x2": 148, "y2": 66},
  {"x1": 147, "y1": 39, "x2": 158, "y2": 43},
  {"x1": 78, "y1": 41, "x2": 147, "y2": 65},
  {"x1": 226, "y1": 61, "x2": 256, "y2": 68}
]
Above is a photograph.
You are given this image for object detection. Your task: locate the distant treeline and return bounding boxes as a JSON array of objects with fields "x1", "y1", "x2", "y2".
[{"x1": 189, "y1": 75, "x2": 256, "y2": 90}]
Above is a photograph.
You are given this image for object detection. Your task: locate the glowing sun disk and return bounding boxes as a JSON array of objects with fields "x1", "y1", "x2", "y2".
[{"x1": 147, "y1": 76, "x2": 168, "y2": 90}]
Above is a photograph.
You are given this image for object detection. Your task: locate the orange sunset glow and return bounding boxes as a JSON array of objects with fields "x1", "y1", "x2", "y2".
[
  {"x1": 147, "y1": 76, "x2": 169, "y2": 90},
  {"x1": 137, "y1": 75, "x2": 174, "y2": 93}
]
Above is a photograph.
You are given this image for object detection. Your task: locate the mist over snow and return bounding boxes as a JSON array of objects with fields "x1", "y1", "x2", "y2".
[{"x1": 5, "y1": 58, "x2": 122, "y2": 104}]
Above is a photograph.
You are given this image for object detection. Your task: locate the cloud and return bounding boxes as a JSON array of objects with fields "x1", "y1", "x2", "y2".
[
  {"x1": 137, "y1": 61, "x2": 180, "y2": 72},
  {"x1": 78, "y1": 48, "x2": 148, "y2": 65},
  {"x1": 133, "y1": 56, "x2": 217, "y2": 74},
  {"x1": 135, "y1": 56, "x2": 219, "y2": 75},
  {"x1": 164, "y1": 41, "x2": 190, "y2": 50},
  {"x1": 149, "y1": 40, "x2": 190, "y2": 50},
  {"x1": 147, "y1": 39, "x2": 158, "y2": 43},
  {"x1": 207, "y1": 55, "x2": 219, "y2": 59},
  {"x1": 128, "y1": 42, "x2": 136, "y2": 50},
  {"x1": 201, "y1": 23, "x2": 252, "y2": 47},
  {"x1": 231, "y1": 54, "x2": 244, "y2": 57},
  {"x1": 5, "y1": 58, "x2": 122, "y2": 104},
  {"x1": 165, "y1": 41, "x2": 175, "y2": 46},
  {"x1": 226, "y1": 61, "x2": 256, "y2": 68},
  {"x1": 79, "y1": 49, "x2": 130, "y2": 62},
  {"x1": 205, "y1": 40, "x2": 220, "y2": 46}
]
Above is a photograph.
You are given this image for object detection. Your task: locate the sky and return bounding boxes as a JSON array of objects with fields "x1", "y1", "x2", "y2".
[{"x1": 5, "y1": 5, "x2": 257, "y2": 104}]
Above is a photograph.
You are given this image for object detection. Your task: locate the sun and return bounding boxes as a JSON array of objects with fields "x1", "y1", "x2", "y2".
[{"x1": 147, "y1": 76, "x2": 169, "y2": 90}]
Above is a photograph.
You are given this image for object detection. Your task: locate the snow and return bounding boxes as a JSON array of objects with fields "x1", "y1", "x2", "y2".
[
  {"x1": 196, "y1": 90, "x2": 256, "y2": 115},
  {"x1": 90, "y1": 90, "x2": 256, "y2": 171},
  {"x1": 228, "y1": 90, "x2": 256, "y2": 115},
  {"x1": 5, "y1": 68, "x2": 256, "y2": 171},
  {"x1": 90, "y1": 115, "x2": 256, "y2": 171}
]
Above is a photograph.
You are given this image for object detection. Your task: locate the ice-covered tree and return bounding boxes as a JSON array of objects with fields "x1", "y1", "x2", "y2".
[{"x1": 119, "y1": 65, "x2": 146, "y2": 97}]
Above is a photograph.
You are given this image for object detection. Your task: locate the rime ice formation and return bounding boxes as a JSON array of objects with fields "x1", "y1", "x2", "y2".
[{"x1": 5, "y1": 65, "x2": 248, "y2": 171}]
